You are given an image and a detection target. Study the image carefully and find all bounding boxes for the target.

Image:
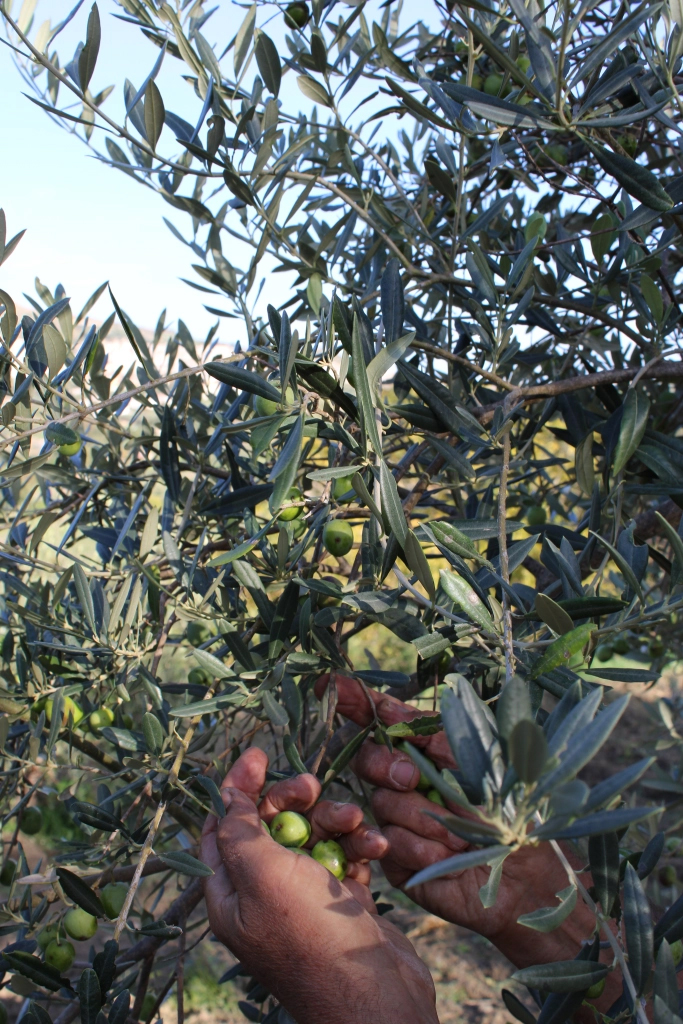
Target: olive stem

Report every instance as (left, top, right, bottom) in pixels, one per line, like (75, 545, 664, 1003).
(546, 834, 647, 1024)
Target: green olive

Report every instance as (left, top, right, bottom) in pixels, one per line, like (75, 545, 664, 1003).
(46, 696, 84, 728)
(99, 882, 128, 919)
(279, 487, 304, 521)
(585, 978, 605, 1000)
(63, 907, 98, 940)
(332, 475, 356, 503)
(649, 638, 665, 657)
(89, 707, 114, 732)
(284, 1, 309, 29)
(660, 865, 677, 886)
(0, 859, 17, 886)
(484, 73, 504, 95)
(37, 922, 60, 951)
(58, 439, 82, 457)
(122, 713, 134, 729)
(671, 939, 683, 966)
(186, 621, 211, 647)
(270, 811, 311, 848)
(20, 806, 42, 835)
(516, 55, 531, 73)
(526, 505, 546, 526)
(311, 840, 347, 880)
(323, 520, 354, 558)
(612, 637, 629, 655)
(427, 789, 445, 807)
(141, 993, 157, 1023)
(254, 387, 296, 417)
(595, 644, 613, 663)
(44, 939, 75, 972)
(188, 668, 211, 686)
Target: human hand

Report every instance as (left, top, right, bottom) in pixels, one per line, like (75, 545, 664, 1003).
(315, 675, 607, 979)
(200, 747, 439, 1024)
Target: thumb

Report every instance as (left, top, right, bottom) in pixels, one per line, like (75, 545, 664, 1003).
(215, 788, 273, 887)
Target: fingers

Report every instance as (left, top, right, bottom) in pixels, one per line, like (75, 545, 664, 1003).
(258, 773, 321, 822)
(338, 823, 390, 863)
(379, 824, 454, 889)
(308, 799, 364, 837)
(343, 876, 377, 911)
(315, 674, 422, 729)
(353, 742, 421, 792)
(371, 788, 470, 853)
(221, 747, 269, 805)
(215, 788, 277, 887)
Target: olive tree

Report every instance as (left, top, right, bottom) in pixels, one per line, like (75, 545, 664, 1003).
(0, 0, 683, 1020)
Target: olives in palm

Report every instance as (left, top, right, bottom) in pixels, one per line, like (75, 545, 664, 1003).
(311, 840, 347, 880)
(270, 811, 311, 848)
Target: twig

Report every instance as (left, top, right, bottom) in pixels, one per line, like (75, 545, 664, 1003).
(498, 427, 515, 681)
(311, 670, 338, 775)
(547, 836, 648, 1024)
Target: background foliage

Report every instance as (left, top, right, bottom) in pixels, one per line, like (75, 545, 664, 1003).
(1, 0, 683, 1020)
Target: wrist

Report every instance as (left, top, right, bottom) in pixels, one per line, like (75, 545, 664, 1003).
(492, 898, 598, 970)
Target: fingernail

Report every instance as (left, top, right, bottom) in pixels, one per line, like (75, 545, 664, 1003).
(389, 759, 419, 789)
(222, 790, 232, 808)
(332, 801, 347, 811)
(365, 828, 384, 842)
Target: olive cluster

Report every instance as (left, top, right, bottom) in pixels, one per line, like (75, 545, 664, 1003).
(268, 811, 347, 880)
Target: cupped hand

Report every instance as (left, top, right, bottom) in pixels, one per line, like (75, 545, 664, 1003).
(200, 747, 439, 1024)
(315, 675, 605, 976)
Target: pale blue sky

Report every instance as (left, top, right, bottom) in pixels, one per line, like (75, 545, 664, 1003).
(0, 0, 293, 337)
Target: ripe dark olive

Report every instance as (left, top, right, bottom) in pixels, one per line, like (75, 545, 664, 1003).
(63, 907, 98, 940)
(270, 811, 311, 848)
(45, 939, 75, 972)
(20, 806, 43, 835)
(323, 520, 353, 558)
(100, 881, 128, 919)
(285, 1, 309, 28)
(0, 859, 17, 886)
(311, 840, 347, 880)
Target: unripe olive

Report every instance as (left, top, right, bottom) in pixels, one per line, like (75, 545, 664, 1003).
(100, 882, 128, 919)
(63, 907, 98, 940)
(484, 73, 505, 96)
(649, 638, 665, 657)
(516, 55, 531, 73)
(188, 668, 210, 686)
(323, 520, 353, 558)
(270, 811, 311, 848)
(671, 939, 683, 966)
(20, 806, 43, 835)
(526, 505, 546, 526)
(46, 696, 84, 728)
(294, 847, 311, 856)
(585, 978, 605, 999)
(254, 387, 296, 418)
(0, 859, 17, 886)
(45, 939, 75, 972)
(37, 922, 60, 951)
(427, 789, 445, 807)
(525, 213, 547, 243)
(612, 637, 629, 655)
(59, 439, 82, 457)
(279, 487, 304, 521)
(332, 475, 356, 503)
(284, 1, 309, 29)
(122, 713, 134, 729)
(595, 644, 613, 663)
(186, 621, 211, 647)
(89, 707, 114, 732)
(660, 865, 678, 886)
(141, 992, 157, 1022)
(311, 840, 347, 880)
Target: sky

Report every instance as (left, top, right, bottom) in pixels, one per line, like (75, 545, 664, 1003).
(0, 0, 298, 339)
